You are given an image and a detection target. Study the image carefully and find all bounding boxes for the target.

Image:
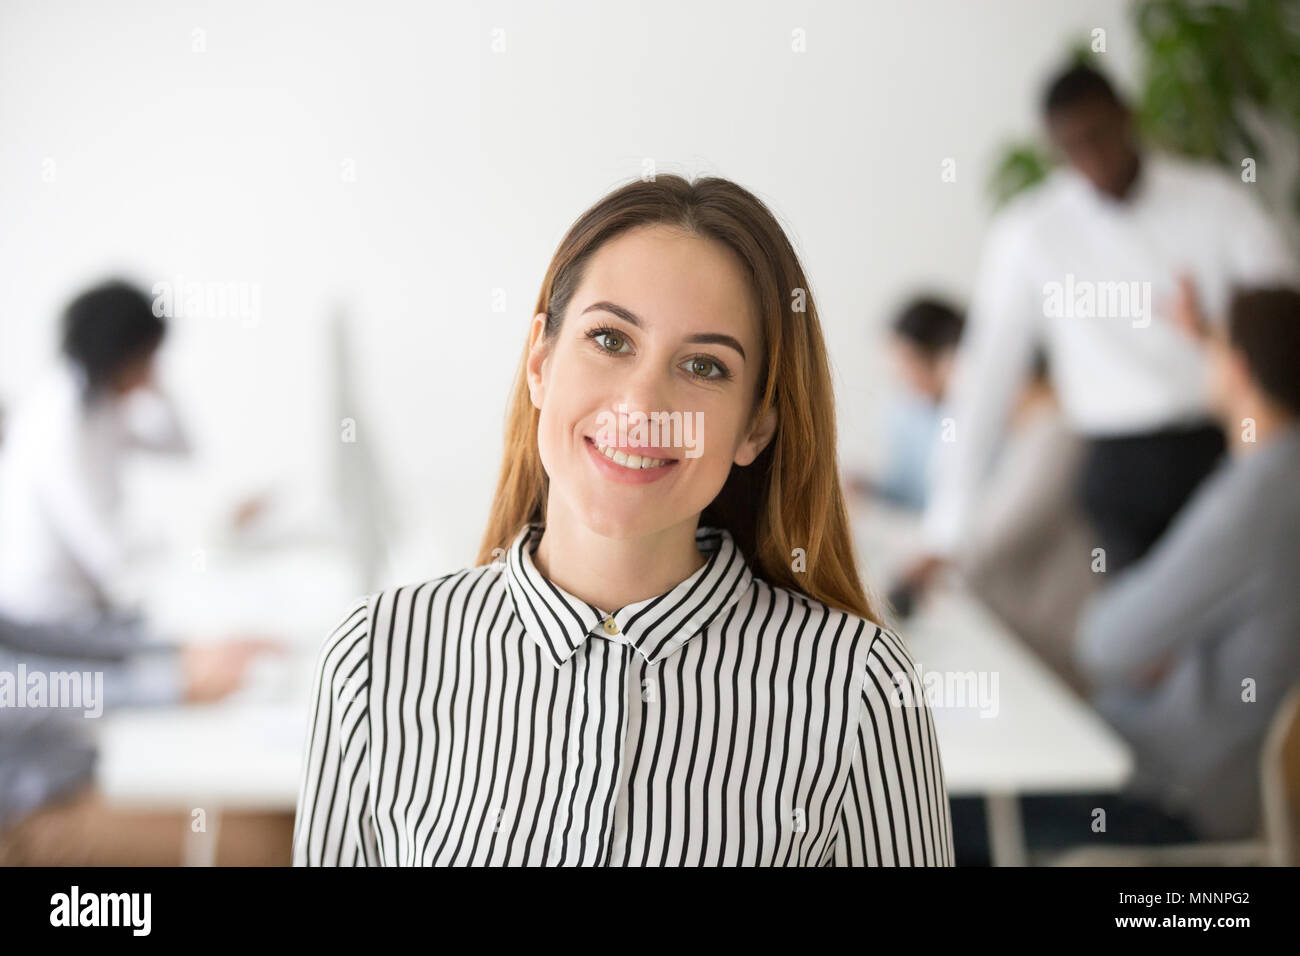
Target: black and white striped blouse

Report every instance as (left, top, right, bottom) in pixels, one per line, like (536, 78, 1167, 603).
(293, 523, 953, 866)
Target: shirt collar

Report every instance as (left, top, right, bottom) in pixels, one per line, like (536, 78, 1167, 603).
(502, 522, 755, 669)
(1064, 152, 1158, 213)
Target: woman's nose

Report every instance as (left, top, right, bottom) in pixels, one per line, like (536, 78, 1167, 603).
(613, 362, 676, 420)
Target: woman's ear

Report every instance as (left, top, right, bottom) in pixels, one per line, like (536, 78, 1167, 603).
(734, 404, 777, 467)
(525, 312, 550, 410)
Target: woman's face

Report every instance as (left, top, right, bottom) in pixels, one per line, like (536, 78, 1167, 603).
(526, 223, 777, 540)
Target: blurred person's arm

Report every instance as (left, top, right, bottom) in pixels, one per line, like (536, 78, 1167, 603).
(1, 612, 278, 705)
(0, 608, 170, 661)
(921, 214, 1042, 560)
(0, 615, 180, 710)
(1, 645, 184, 709)
(1, 644, 262, 709)
(1073, 468, 1244, 690)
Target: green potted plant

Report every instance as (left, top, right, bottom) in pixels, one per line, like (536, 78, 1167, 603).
(989, 0, 1300, 217)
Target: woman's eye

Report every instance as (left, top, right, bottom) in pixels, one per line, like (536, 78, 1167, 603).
(588, 328, 630, 353)
(684, 356, 729, 380)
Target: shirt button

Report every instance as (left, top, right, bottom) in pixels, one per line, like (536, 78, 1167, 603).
(602, 617, 619, 635)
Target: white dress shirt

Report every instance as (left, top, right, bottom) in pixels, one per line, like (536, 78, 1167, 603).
(294, 523, 953, 866)
(0, 362, 191, 625)
(924, 153, 1296, 554)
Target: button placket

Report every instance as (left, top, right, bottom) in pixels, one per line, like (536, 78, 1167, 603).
(601, 644, 640, 866)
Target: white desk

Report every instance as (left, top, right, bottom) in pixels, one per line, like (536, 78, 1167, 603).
(97, 692, 311, 809)
(904, 584, 1132, 865)
(96, 695, 309, 865)
(95, 543, 358, 864)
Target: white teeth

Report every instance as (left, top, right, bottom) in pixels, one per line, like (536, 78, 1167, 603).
(594, 441, 668, 469)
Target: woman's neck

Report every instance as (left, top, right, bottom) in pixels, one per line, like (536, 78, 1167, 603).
(532, 498, 707, 613)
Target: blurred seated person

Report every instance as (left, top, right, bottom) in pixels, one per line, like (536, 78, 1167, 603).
(847, 297, 964, 510)
(0, 280, 191, 627)
(0, 609, 285, 865)
(953, 350, 1096, 696)
(1072, 285, 1300, 845)
(954, 286, 1300, 864)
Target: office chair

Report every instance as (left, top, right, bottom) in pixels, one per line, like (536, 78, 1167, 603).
(1048, 681, 1300, 866)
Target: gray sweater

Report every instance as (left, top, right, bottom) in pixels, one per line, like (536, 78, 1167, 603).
(0, 611, 183, 830)
(1075, 423, 1300, 840)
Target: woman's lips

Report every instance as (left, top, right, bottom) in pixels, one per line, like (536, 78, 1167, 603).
(584, 436, 681, 485)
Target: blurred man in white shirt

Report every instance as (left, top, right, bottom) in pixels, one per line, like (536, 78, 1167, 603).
(908, 62, 1296, 594)
(0, 280, 191, 626)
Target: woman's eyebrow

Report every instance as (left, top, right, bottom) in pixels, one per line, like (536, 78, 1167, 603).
(581, 300, 747, 361)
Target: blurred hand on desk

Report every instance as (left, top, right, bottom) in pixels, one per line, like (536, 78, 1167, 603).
(228, 493, 273, 533)
(889, 553, 948, 619)
(180, 637, 284, 703)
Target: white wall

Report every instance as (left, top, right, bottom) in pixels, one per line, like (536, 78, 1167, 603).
(0, 0, 1139, 585)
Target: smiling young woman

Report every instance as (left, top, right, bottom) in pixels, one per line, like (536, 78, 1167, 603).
(293, 175, 954, 867)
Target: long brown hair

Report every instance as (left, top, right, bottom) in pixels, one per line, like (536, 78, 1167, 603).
(476, 174, 879, 623)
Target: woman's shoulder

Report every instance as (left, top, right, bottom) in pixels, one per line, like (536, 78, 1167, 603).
(322, 561, 508, 649)
(745, 578, 927, 723)
(743, 576, 901, 672)
(746, 574, 882, 634)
